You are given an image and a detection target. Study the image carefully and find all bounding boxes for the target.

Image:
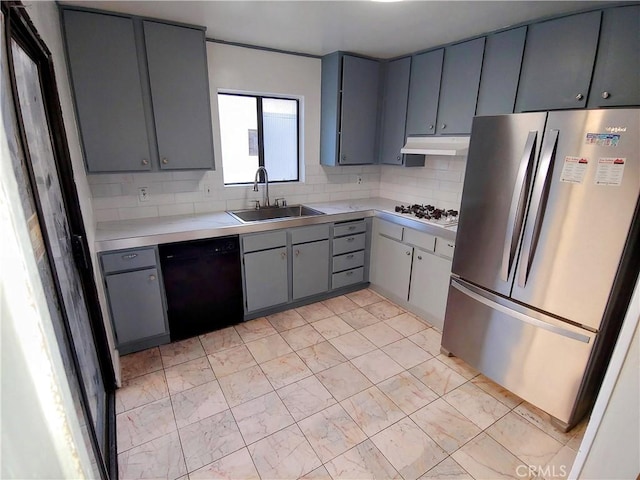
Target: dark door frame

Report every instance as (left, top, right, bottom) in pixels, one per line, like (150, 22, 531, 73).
(3, 2, 116, 478)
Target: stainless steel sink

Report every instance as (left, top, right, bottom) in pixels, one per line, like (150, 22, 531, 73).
(227, 205, 325, 223)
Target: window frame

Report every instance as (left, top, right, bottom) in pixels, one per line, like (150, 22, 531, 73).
(218, 91, 301, 186)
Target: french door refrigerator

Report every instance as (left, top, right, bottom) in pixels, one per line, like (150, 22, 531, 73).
(441, 109, 640, 430)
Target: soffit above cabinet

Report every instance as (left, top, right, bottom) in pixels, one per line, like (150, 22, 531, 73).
(60, 0, 611, 58)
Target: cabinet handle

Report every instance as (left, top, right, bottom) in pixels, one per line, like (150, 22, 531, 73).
(295, 249, 300, 257)
(348, 226, 356, 230)
(148, 274, 156, 281)
(397, 155, 401, 161)
(346, 271, 354, 276)
(122, 253, 138, 260)
(281, 252, 286, 259)
(428, 124, 434, 130)
(346, 254, 354, 259)
(601, 91, 610, 99)
(417, 255, 422, 260)
(141, 159, 149, 166)
(575, 93, 584, 101)
(162, 158, 169, 165)
(447, 243, 454, 248)
(347, 237, 355, 242)
(441, 124, 447, 129)
(405, 251, 411, 256)
(340, 154, 347, 162)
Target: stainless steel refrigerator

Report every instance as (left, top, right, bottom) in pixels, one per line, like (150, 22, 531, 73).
(441, 109, 640, 430)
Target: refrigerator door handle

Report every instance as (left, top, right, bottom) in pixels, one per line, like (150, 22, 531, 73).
(501, 131, 538, 282)
(451, 279, 591, 343)
(517, 129, 559, 288)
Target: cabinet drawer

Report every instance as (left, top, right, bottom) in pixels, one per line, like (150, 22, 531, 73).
(242, 230, 287, 253)
(435, 238, 456, 259)
(403, 228, 436, 252)
(291, 224, 330, 245)
(377, 219, 403, 241)
(332, 267, 365, 289)
(102, 248, 157, 274)
(333, 233, 366, 255)
(333, 220, 366, 238)
(333, 250, 365, 273)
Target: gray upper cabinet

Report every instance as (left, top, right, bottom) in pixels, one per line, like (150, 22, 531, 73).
(320, 53, 380, 165)
(143, 21, 215, 170)
(516, 11, 601, 112)
(379, 57, 411, 165)
(63, 8, 214, 173)
(476, 27, 527, 116)
(588, 6, 640, 108)
(63, 10, 152, 172)
(406, 49, 443, 136)
(436, 37, 485, 134)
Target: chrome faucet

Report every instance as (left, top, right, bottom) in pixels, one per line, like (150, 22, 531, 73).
(253, 166, 270, 208)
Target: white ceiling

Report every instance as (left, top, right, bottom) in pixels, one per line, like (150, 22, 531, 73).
(61, 1, 612, 59)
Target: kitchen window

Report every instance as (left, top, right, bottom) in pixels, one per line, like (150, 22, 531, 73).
(218, 93, 300, 185)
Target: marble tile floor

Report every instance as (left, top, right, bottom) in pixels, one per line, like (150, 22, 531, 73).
(116, 288, 588, 480)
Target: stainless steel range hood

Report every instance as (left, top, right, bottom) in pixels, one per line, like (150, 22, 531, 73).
(401, 136, 470, 156)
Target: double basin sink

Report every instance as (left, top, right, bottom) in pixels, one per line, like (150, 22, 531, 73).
(227, 204, 325, 223)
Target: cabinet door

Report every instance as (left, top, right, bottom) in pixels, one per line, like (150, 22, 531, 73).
(244, 247, 288, 312)
(143, 21, 215, 170)
(339, 55, 380, 165)
(437, 37, 485, 135)
(409, 250, 452, 331)
(588, 6, 640, 108)
(371, 235, 412, 301)
(292, 240, 330, 300)
(406, 49, 443, 136)
(105, 268, 166, 346)
(516, 11, 601, 112)
(63, 10, 151, 172)
(380, 57, 411, 165)
(476, 27, 527, 116)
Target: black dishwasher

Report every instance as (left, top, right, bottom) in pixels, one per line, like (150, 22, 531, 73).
(159, 236, 243, 341)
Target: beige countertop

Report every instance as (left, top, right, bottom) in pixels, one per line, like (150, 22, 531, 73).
(95, 197, 457, 252)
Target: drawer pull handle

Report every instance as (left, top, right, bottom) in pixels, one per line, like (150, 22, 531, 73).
(348, 226, 356, 230)
(447, 243, 454, 248)
(122, 254, 138, 260)
(148, 274, 156, 281)
(347, 237, 355, 242)
(346, 271, 354, 276)
(346, 254, 354, 259)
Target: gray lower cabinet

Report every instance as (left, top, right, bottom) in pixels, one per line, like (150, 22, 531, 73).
(62, 8, 214, 172)
(101, 247, 169, 354)
(379, 57, 412, 165)
(331, 220, 369, 289)
(292, 240, 330, 300)
(516, 11, 601, 112)
(406, 49, 444, 136)
(476, 27, 527, 116)
(244, 247, 289, 312)
(321, 52, 381, 165)
(588, 6, 640, 108)
(408, 247, 452, 330)
(371, 234, 412, 300)
(436, 37, 485, 135)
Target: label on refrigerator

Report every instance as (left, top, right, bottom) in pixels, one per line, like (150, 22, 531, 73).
(585, 133, 620, 147)
(560, 156, 589, 184)
(594, 158, 626, 186)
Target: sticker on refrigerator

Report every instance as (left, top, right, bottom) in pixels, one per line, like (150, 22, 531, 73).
(585, 133, 620, 147)
(594, 158, 626, 186)
(560, 156, 589, 184)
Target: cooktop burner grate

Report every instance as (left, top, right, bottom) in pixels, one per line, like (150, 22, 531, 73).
(394, 204, 459, 225)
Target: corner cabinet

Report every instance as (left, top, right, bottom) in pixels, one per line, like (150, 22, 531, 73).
(320, 52, 381, 165)
(62, 8, 214, 173)
(588, 5, 640, 108)
(101, 247, 169, 354)
(516, 11, 601, 112)
(379, 57, 412, 165)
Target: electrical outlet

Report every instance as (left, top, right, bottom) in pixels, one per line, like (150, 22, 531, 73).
(357, 176, 363, 184)
(138, 187, 149, 202)
(204, 184, 212, 197)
